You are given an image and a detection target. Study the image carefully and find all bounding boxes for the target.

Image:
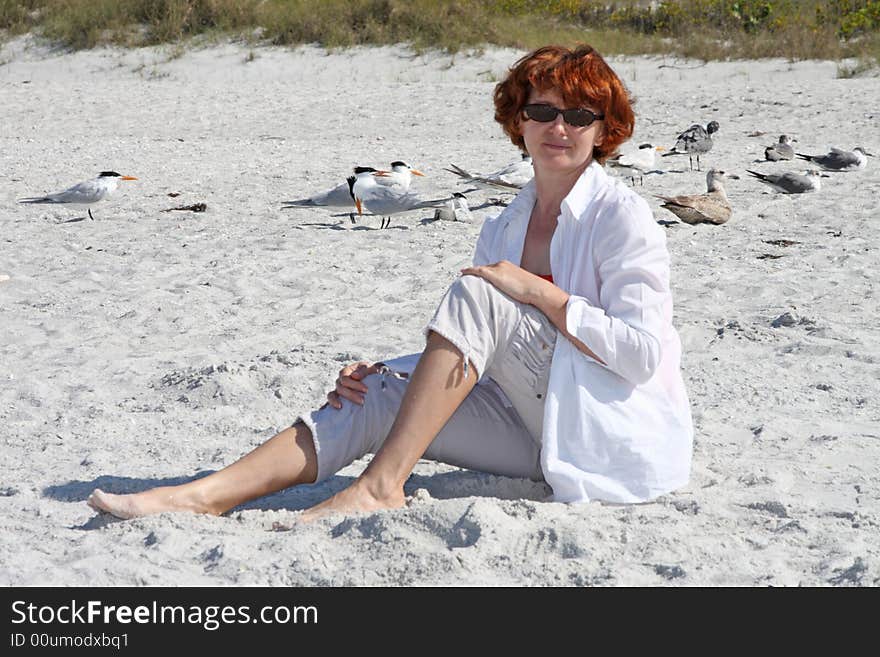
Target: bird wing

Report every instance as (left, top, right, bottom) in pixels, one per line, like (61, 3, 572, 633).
(446, 162, 526, 190)
(282, 180, 353, 207)
(675, 124, 706, 144)
(821, 150, 857, 168)
(46, 179, 104, 204)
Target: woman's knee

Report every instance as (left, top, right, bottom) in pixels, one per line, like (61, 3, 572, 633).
(449, 273, 495, 301)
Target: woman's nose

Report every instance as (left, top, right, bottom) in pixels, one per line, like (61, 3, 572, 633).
(549, 113, 567, 132)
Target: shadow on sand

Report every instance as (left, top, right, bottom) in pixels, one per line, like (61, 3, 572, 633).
(45, 467, 548, 529)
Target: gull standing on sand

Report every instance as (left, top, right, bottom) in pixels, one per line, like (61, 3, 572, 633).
(746, 169, 825, 194)
(795, 146, 873, 172)
(444, 152, 533, 191)
(606, 143, 663, 185)
(764, 135, 796, 161)
(663, 121, 719, 171)
(655, 168, 738, 225)
(19, 171, 138, 220)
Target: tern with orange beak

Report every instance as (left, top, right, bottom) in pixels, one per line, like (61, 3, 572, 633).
(351, 168, 449, 229)
(19, 171, 138, 220)
(377, 161, 425, 190)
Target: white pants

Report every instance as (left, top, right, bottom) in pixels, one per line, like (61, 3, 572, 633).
(298, 275, 557, 482)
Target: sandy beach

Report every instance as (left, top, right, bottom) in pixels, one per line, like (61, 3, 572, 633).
(1, 38, 878, 586)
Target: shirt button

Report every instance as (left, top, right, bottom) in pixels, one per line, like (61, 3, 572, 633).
(536, 393, 543, 399)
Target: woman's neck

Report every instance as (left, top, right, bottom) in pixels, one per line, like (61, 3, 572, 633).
(531, 159, 592, 225)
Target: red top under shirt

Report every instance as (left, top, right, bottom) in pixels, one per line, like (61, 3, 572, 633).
(538, 273, 554, 283)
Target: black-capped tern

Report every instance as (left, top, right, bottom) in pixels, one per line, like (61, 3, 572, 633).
(433, 192, 473, 222)
(19, 171, 138, 220)
(444, 153, 533, 192)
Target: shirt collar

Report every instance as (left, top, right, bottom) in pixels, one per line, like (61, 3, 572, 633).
(499, 159, 608, 232)
(560, 160, 608, 220)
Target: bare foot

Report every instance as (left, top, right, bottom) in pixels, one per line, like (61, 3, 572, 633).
(87, 487, 215, 520)
(298, 481, 405, 523)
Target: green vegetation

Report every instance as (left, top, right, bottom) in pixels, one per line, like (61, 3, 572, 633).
(0, 0, 878, 65)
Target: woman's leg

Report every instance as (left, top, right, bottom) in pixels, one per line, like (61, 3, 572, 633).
(88, 422, 318, 519)
(300, 274, 553, 521)
(300, 330, 476, 520)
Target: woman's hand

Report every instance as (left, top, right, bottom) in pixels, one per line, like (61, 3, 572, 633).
(327, 361, 381, 409)
(460, 260, 543, 305)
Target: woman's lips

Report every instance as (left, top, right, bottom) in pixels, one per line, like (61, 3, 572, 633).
(543, 142, 569, 150)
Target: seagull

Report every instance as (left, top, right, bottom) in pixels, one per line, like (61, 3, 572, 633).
(746, 169, 826, 194)
(663, 121, 719, 170)
(444, 152, 533, 192)
(19, 171, 138, 220)
(352, 171, 450, 229)
(764, 135, 796, 161)
(606, 143, 664, 185)
(655, 168, 738, 225)
(795, 146, 873, 172)
(433, 192, 473, 222)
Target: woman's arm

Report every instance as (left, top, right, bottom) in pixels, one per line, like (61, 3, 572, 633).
(563, 198, 669, 384)
(462, 197, 670, 385)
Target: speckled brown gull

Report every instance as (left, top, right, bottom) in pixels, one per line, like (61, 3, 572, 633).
(655, 168, 737, 225)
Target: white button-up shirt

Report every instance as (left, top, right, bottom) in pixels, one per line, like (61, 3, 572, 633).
(473, 161, 693, 503)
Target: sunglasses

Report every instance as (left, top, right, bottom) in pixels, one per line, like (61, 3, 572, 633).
(522, 103, 604, 127)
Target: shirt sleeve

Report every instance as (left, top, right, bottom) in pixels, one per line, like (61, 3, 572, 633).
(564, 196, 669, 385)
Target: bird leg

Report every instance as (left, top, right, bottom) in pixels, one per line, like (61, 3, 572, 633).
(88, 208, 94, 220)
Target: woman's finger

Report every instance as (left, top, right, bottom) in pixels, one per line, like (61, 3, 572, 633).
(339, 374, 369, 394)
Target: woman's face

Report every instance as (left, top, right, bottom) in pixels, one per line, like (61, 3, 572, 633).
(519, 87, 605, 177)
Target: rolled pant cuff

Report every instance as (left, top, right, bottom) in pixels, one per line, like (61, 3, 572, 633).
(425, 319, 485, 380)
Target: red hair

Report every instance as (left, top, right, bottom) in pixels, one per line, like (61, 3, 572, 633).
(493, 45, 635, 165)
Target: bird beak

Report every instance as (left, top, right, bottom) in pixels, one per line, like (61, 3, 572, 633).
(728, 174, 740, 179)
(121, 176, 138, 181)
(410, 169, 426, 176)
(355, 198, 363, 215)
(655, 146, 665, 151)
(820, 173, 831, 178)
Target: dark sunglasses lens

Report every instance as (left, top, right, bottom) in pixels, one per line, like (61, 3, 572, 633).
(564, 109, 595, 127)
(524, 105, 558, 122)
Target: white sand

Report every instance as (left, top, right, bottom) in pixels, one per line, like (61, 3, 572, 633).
(1, 38, 878, 586)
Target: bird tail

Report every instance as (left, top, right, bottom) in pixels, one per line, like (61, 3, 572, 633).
(412, 196, 456, 209)
(661, 150, 681, 158)
(745, 170, 765, 180)
(794, 153, 812, 162)
(443, 164, 474, 179)
(18, 197, 56, 204)
(280, 199, 315, 209)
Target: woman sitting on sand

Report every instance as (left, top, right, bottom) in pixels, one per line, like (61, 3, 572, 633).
(89, 44, 693, 522)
